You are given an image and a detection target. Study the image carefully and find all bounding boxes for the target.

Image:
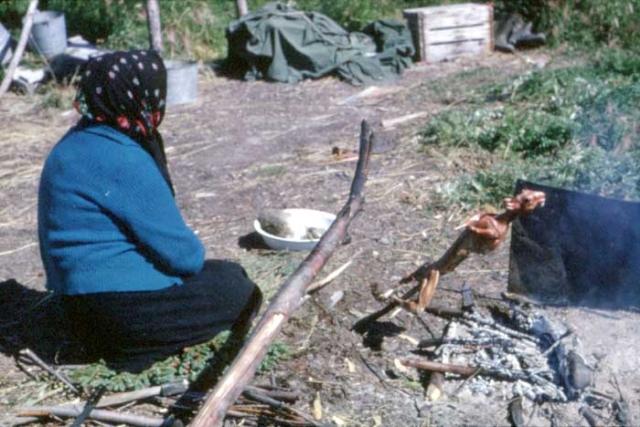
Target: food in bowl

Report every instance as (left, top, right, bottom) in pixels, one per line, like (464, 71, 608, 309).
(254, 208, 336, 251)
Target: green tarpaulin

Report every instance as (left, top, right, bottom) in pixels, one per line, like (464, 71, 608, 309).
(225, 3, 414, 85)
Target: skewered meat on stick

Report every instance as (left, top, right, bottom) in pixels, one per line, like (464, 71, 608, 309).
(354, 189, 545, 330)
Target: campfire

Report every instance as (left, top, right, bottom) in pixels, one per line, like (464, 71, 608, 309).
(353, 186, 631, 426)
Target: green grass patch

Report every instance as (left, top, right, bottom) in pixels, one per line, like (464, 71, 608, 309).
(423, 49, 640, 208)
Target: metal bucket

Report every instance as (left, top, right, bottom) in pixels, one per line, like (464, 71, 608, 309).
(0, 22, 12, 66)
(29, 11, 67, 58)
(165, 60, 198, 106)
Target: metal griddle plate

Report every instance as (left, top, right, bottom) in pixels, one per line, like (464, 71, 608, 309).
(508, 180, 640, 309)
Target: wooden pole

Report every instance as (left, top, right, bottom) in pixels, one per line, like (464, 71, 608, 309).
(145, 0, 163, 53)
(0, 0, 38, 98)
(189, 121, 374, 427)
(235, 0, 249, 17)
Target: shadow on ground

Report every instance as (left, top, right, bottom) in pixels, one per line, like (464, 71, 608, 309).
(0, 279, 82, 364)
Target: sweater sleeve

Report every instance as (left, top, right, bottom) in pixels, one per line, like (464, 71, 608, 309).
(99, 148, 205, 277)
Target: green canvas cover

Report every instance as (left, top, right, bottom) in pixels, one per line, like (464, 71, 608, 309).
(225, 2, 414, 85)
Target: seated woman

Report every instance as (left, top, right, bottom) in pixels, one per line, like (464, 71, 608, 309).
(38, 50, 261, 372)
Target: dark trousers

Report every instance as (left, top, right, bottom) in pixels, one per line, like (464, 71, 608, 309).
(63, 260, 262, 372)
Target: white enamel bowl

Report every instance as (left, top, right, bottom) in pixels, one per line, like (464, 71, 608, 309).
(254, 208, 336, 251)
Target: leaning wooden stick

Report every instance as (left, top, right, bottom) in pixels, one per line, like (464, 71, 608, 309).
(189, 121, 374, 426)
(0, 0, 39, 98)
(353, 189, 545, 332)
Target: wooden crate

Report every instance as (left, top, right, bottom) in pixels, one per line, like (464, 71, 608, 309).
(404, 3, 493, 63)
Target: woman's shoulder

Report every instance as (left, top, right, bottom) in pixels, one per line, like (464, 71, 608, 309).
(50, 124, 145, 163)
(44, 124, 156, 186)
(64, 123, 140, 148)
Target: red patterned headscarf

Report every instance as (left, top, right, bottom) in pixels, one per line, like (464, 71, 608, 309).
(74, 49, 174, 194)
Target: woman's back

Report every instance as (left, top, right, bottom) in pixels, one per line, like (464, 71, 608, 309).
(38, 124, 204, 295)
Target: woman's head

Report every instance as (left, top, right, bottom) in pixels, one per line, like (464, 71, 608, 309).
(74, 49, 174, 193)
(75, 49, 167, 137)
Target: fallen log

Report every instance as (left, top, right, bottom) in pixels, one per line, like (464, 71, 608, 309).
(353, 189, 545, 332)
(189, 121, 374, 426)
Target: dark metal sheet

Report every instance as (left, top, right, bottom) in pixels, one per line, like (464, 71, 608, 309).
(508, 180, 640, 308)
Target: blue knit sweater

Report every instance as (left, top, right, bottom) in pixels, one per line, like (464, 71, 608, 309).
(38, 124, 205, 295)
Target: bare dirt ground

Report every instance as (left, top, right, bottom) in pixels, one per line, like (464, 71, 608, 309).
(1, 50, 639, 426)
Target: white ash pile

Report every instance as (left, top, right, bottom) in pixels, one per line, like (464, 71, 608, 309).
(415, 305, 593, 403)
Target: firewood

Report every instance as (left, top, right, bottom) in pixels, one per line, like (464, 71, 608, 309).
(189, 121, 373, 426)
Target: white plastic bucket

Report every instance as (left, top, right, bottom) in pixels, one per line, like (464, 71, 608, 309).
(165, 59, 198, 106)
(29, 11, 67, 58)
